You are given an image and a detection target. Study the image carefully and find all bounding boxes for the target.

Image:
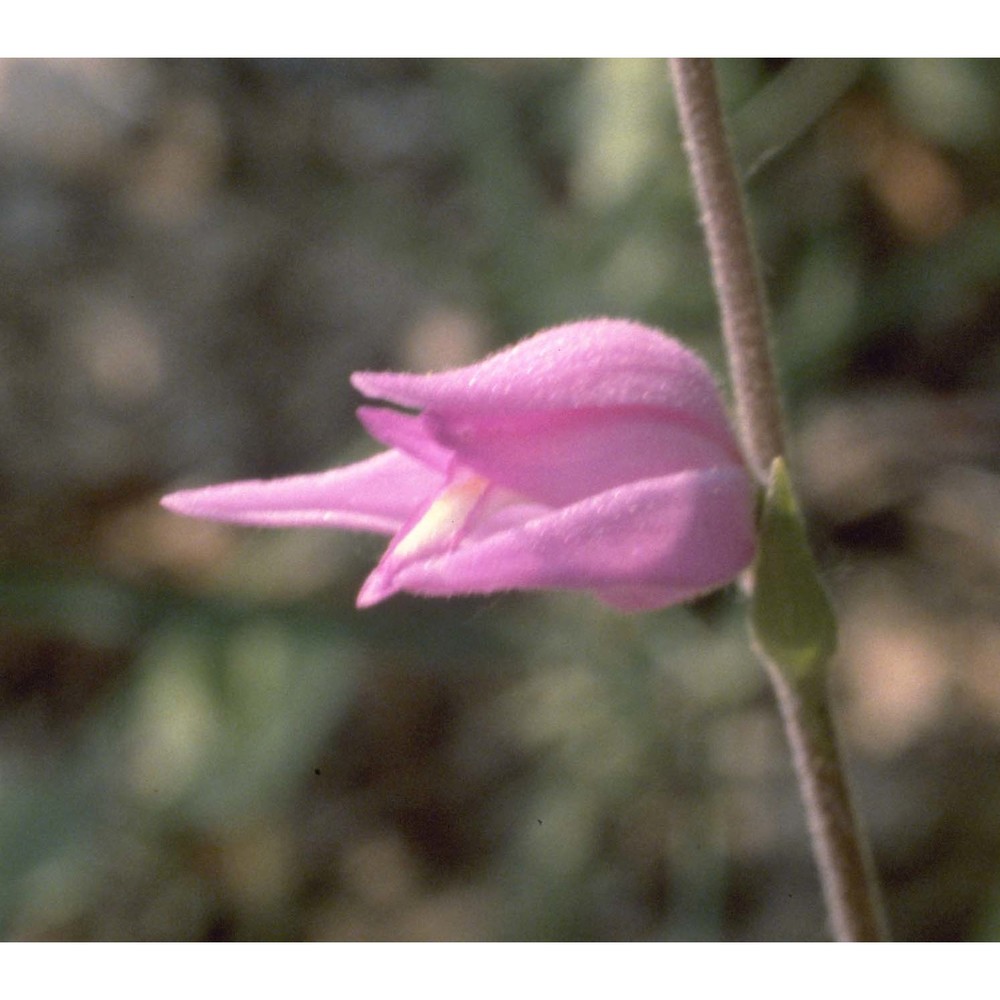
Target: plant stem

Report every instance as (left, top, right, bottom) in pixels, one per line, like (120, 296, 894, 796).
(669, 58, 887, 941)
(669, 58, 784, 484)
(764, 660, 888, 940)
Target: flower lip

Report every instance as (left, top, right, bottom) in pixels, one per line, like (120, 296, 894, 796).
(365, 464, 755, 610)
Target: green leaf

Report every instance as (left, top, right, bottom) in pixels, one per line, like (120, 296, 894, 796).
(750, 457, 838, 680)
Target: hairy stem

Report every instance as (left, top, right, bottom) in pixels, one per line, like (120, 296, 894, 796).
(670, 58, 887, 941)
(765, 661, 888, 940)
(669, 58, 785, 483)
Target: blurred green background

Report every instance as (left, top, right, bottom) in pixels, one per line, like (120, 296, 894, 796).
(4, 58, 1000, 941)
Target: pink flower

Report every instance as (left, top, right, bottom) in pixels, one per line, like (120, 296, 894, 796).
(161, 319, 755, 611)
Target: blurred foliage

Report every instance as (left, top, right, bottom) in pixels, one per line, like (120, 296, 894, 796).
(4, 58, 1000, 940)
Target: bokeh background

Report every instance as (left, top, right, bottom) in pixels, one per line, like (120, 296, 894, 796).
(3, 58, 1000, 941)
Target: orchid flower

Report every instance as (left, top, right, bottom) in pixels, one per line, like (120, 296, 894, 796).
(162, 319, 756, 611)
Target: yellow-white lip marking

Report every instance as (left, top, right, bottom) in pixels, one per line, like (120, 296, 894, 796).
(391, 474, 492, 561)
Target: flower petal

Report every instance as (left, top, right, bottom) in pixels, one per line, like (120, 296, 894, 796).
(352, 319, 734, 440)
(355, 406, 453, 472)
(359, 465, 755, 608)
(161, 449, 444, 534)
(426, 405, 742, 506)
